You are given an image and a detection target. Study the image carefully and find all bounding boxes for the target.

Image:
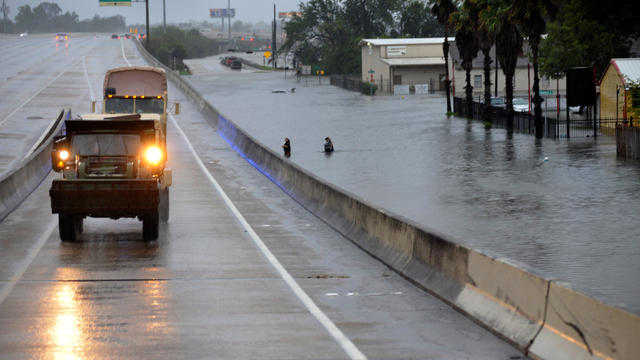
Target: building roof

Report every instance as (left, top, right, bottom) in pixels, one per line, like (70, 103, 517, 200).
(380, 57, 445, 66)
(611, 58, 640, 85)
(361, 38, 446, 46)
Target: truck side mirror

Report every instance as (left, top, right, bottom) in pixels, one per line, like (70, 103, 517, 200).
(91, 101, 96, 113)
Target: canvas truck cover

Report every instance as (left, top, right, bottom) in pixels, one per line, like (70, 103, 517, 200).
(103, 66, 167, 97)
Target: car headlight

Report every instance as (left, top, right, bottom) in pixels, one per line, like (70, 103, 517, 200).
(144, 146, 163, 165)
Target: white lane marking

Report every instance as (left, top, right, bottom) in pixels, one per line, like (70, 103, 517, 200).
(121, 39, 132, 66)
(0, 219, 56, 306)
(0, 68, 69, 128)
(82, 55, 96, 102)
(169, 115, 367, 360)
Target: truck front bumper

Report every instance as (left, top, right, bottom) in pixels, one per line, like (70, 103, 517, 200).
(50, 179, 159, 218)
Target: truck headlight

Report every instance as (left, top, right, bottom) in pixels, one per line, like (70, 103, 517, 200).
(144, 146, 163, 165)
(59, 150, 69, 160)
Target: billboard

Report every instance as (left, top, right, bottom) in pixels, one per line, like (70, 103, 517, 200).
(210, 8, 235, 18)
(99, 0, 131, 6)
(278, 11, 302, 19)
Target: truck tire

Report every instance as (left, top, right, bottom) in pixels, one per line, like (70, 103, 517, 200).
(59, 214, 77, 242)
(142, 211, 159, 241)
(159, 188, 169, 222)
(74, 217, 84, 234)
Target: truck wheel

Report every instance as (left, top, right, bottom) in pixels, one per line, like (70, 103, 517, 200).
(74, 217, 84, 234)
(159, 188, 169, 223)
(142, 212, 159, 241)
(59, 214, 77, 242)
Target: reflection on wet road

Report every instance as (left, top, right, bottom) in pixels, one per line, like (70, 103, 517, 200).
(185, 58, 640, 314)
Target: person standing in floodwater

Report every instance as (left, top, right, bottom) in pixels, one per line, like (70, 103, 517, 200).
(324, 137, 334, 153)
(282, 137, 291, 157)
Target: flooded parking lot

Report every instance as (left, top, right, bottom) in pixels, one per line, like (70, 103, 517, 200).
(185, 58, 640, 314)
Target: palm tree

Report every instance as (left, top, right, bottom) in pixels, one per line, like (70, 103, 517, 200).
(452, 10, 480, 118)
(430, 0, 457, 114)
(473, 0, 497, 124)
(510, 0, 559, 138)
(495, 21, 523, 131)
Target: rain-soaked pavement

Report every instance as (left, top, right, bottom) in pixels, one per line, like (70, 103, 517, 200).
(185, 55, 640, 315)
(0, 36, 524, 358)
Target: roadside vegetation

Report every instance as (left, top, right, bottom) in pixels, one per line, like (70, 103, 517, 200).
(2, 2, 126, 33)
(146, 26, 220, 73)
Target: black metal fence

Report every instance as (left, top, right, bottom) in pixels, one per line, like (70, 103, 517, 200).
(330, 75, 363, 93)
(453, 97, 622, 139)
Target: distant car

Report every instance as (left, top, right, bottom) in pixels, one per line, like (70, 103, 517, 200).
(111, 34, 120, 39)
(246, 50, 254, 54)
(489, 97, 506, 109)
(138, 33, 146, 39)
(569, 105, 586, 114)
(55, 33, 69, 41)
(125, 33, 131, 39)
(225, 56, 237, 66)
(230, 60, 242, 70)
(512, 98, 529, 112)
(19, 32, 28, 37)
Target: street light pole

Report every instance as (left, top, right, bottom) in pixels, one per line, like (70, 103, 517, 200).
(228, 0, 231, 45)
(163, 0, 166, 34)
(146, 0, 150, 48)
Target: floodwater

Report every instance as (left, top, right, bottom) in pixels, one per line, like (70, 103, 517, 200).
(184, 60, 640, 314)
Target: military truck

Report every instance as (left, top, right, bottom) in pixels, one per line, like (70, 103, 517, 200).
(50, 66, 175, 241)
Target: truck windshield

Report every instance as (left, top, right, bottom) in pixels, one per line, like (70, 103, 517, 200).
(135, 98, 164, 114)
(105, 98, 134, 113)
(72, 134, 141, 156)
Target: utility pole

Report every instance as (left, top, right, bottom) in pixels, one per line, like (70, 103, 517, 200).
(163, 0, 166, 34)
(1, 0, 9, 34)
(272, 4, 277, 69)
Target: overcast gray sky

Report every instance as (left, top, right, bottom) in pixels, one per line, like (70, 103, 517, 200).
(8, 0, 305, 24)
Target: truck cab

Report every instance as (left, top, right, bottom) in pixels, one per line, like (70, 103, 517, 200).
(50, 66, 175, 241)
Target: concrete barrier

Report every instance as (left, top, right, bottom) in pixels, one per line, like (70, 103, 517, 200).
(0, 110, 64, 222)
(529, 282, 640, 359)
(132, 39, 640, 359)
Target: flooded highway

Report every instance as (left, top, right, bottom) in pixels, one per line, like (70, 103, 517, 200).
(185, 56, 640, 315)
(0, 36, 523, 358)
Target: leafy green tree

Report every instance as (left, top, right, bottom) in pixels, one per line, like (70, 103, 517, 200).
(399, 1, 443, 37)
(14, 5, 34, 32)
(430, 0, 458, 113)
(343, 0, 401, 37)
(540, 0, 635, 80)
(510, 0, 558, 138)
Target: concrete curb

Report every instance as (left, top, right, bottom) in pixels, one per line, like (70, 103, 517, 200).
(0, 110, 64, 223)
(133, 39, 640, 360)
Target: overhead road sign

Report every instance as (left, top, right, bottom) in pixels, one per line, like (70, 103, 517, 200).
(100, 0, 132, 6)
(210, 8, 235, 18)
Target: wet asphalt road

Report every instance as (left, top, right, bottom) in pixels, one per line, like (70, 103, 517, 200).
(0, 35, 523, 358)
(0, 33, 128, 178)
(185, 54, 640, 315)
